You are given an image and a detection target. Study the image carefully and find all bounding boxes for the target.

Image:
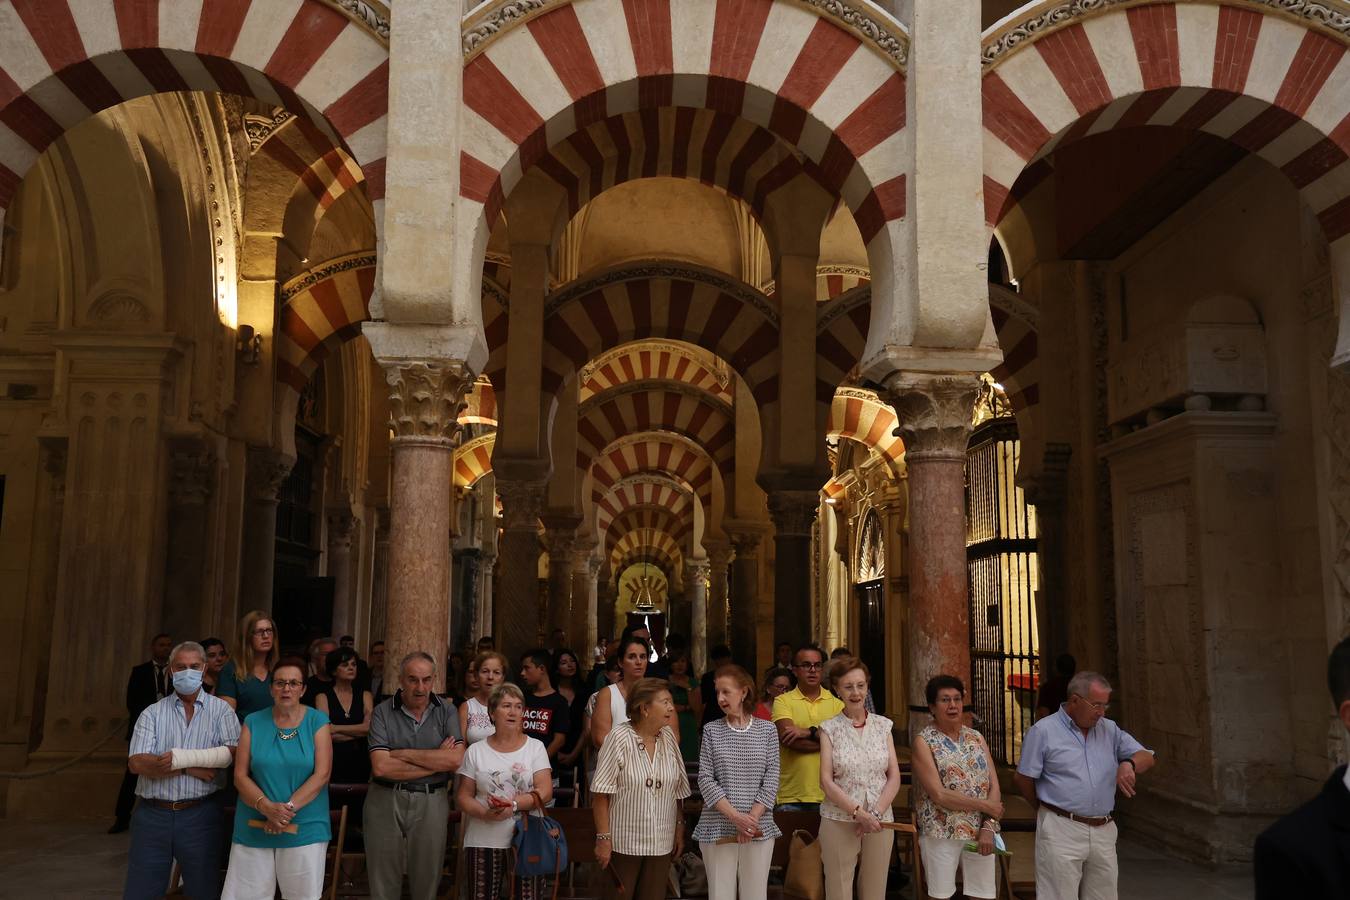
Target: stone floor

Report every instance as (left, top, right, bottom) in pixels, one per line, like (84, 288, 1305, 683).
(0, 819, 1254, 899)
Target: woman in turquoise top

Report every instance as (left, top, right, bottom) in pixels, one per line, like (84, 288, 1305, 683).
(218, 610, 280, 721)
(222, 661, 333, 900)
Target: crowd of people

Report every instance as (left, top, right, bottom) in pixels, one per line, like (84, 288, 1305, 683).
(148, 609, 1350, 899)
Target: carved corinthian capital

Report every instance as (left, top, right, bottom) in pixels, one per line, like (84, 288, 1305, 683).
(382, 361, 475, 448)
(497, 479, 545, 533)
(884, 374, 983, 461)
(767, 490, 820, 538)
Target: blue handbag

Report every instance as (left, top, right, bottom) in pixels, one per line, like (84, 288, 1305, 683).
(512, 790, 568, 884)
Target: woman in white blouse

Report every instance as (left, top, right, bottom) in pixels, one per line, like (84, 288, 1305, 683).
(459, 650, 507, 745)
(456, 683, 554, 898)
(590, 636, 649, 749)
(818, 656, 901, 900)
(591, 677, 691, 900)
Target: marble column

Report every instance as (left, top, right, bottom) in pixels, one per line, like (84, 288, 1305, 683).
(704, 540, 733, 650)
(162, 441, 217, 642)
(378, 361, 474, 693)
(886, 375, 981, 737)
(327, 507, 357, 637)
(451, 548, 480, 656)
(475, 551, 495, 646)
(727, 532, 762, 670)
(686, 559, 711, 675)
(767, 491, 819, 649)
(496, 478, 545, 663)
(369, 508, 390, 642)
(570, 542, 598, 654)
(241, 446, 292, 613)
(597, 576, 617, 646)
(542, 517, 581, 641)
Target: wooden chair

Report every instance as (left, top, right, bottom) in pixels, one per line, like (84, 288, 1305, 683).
(998, 828, 1037, 899)
(326, 783, 369, 899)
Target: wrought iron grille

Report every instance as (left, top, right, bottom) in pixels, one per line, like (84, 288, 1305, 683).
(966, 419, 1039, 765)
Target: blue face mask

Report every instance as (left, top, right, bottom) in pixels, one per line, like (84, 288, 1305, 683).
(172, 667, 204, 695)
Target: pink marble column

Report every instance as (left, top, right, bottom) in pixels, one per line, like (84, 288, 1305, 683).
(495, 475, 545, 663)
(886, 375, 981, 736)
(380, 361, 474, 693)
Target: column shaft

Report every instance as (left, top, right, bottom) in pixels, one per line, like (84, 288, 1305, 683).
(496, 479, 545, 662)
(241, 448, 292, 612)
(705, 541, 733, 651)
(686, 561, 711, 674)
(727, 535, 760, 669)
(327, 508, 357, 637)
(767, 491, 819, 650)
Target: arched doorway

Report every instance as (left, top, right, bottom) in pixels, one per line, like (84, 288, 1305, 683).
(854, 508, 887, 713)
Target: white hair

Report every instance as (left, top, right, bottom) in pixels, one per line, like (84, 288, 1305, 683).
(1067, 671, 1111, 698)
(170, 641, 205, 666)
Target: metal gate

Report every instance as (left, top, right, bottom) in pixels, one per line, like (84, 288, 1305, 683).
(966, 420, 1039, 765)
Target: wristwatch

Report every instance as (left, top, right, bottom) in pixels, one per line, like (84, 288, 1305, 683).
(511, 798, 519, 813)
(1121, 758, 1136, 771)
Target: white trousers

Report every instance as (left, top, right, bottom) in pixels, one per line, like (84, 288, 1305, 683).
(1034, 806, 1119, 900)
(222, 841, 328, 900)
(699, 838, 774, 900)
(817, 817, 894, 900)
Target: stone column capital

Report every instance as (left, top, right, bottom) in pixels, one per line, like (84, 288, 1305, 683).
(541, 515, 582, 559)
(327, 508, 357, 549)
(380, 359, 476, 448)
(881, 373, 983, 461)
(246, 446, 294, 502)
(169, 442, 216, 507)
(497, 479, 546, 533)
(727, 530, 765, 556)
(767, 489, 820, 538)
(685, 558, 711, 584)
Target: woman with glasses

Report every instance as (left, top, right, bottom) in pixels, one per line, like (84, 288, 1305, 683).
(223, 661, 333, 900)
(754, 667, 793, 721)
(911, 674, 1003, 900)
(219, 611, 280, 720)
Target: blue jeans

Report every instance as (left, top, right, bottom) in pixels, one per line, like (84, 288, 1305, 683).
(123, 795, 226, 900)
(775, 803, 821, 813)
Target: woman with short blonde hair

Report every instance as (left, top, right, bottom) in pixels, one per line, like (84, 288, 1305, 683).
(592, 677, 690, 899)
(460, 651, 510, 745)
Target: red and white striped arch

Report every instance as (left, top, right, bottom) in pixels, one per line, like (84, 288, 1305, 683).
(255, 115, 366, 236)
(580, 344, 734, 405)
(576, 387, 735, 480)
(989, 285, 1040, 413)
(982, 2, 1350, 247)
(454, 432, 496, 489)
(460, 378, 498, 427)
(541, 264, 780, 405)
(613, 545, 681, 581)
(535, 107, 810, 220)
(0, 0, 389, 244)
(611, 528, 684, 579)
(827, 388, 904, 476)
(595, 476, 695, 544)
(815, 284, 872, 405)
(588, 432, 718, 515)
(604, 507, 691, 555)
(460, 0, 909, 249)
(276, 252, 375, 392)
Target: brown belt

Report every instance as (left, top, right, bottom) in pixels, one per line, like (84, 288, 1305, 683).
(1041, 802, 1112, 827)
(144, 797, 213, 811)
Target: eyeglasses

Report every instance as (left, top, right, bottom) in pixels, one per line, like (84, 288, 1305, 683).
(252, 627, 275, 636)
(795, 662, 823, 670)
(272, 680, 304, 690)
(1072, 695, 1109, 712)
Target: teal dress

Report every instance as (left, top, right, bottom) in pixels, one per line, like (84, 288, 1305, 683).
(217, 661, 274, 721)
(233, 707, 332, 849)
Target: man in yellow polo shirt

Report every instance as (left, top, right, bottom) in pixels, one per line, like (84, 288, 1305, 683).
(772, 645, 844, 810)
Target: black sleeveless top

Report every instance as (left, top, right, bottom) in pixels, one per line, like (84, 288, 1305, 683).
(322, 685, 371, 785)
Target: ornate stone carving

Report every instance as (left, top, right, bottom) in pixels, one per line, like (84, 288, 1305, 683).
(726, 532, 759, 558)
(685, 559, 711, 588)
(383, 361, 475, 447)
(885, 375, 983, 460)
(497, 479, 546, 532)
(327, 509, 357, 549)
(321, 0, 390, 40)
(482, 273, 510, 310)
(243, 109, 294, 153)
(246, 447, 293, 502)
(768, 490, 820, 538)
(815, 285, 871, 331)
(88, 291, 151, 325)
(169, 445, 216, 507)
(463, 0, 907, 68)
(545, 262, 779, 325)
(983, 0, 1350, 68)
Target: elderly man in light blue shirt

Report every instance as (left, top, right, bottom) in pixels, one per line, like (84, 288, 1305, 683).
(1014, 671, 1155, 900)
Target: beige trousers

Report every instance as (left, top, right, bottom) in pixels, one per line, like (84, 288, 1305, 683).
(1034, 806, 1119, 900)
(817, 817, 894, 900)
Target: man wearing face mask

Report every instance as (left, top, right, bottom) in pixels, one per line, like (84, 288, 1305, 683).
(123, 640, 241, 900)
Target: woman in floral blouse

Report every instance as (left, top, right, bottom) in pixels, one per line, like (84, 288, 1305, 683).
(911, 674, 1003, 900)
(456, 683, 554, 899)
(818, 657, 901, 900)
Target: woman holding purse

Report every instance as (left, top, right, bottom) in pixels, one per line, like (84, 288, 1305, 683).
(223, 661, 333, 900)
(456, 683, 554, 899)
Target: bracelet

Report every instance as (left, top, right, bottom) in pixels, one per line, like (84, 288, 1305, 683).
(253, 795, 267, 810)
(596, 833, 612, 842)
(851, 804, 862, 819)
(981, 820, 1001, 833)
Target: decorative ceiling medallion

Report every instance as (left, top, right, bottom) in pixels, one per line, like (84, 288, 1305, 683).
(983, 0, 1350, 69)
(462, 0, 907, 69)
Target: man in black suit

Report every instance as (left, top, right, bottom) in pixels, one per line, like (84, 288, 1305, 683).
(109, 632, 173, 834)
(1254, 634, 1350, 897)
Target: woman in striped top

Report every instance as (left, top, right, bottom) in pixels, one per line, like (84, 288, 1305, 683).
(591, 677, 691, 900)
(693, 665, 781, 900)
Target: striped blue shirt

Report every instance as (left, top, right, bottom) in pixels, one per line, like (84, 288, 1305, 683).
(129, 691, 241, 801)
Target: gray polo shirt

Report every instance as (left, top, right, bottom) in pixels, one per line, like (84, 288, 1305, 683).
(368, 690, 463, 787)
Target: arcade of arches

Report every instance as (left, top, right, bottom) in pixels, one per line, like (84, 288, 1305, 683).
(0, 0, 1348, 867)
